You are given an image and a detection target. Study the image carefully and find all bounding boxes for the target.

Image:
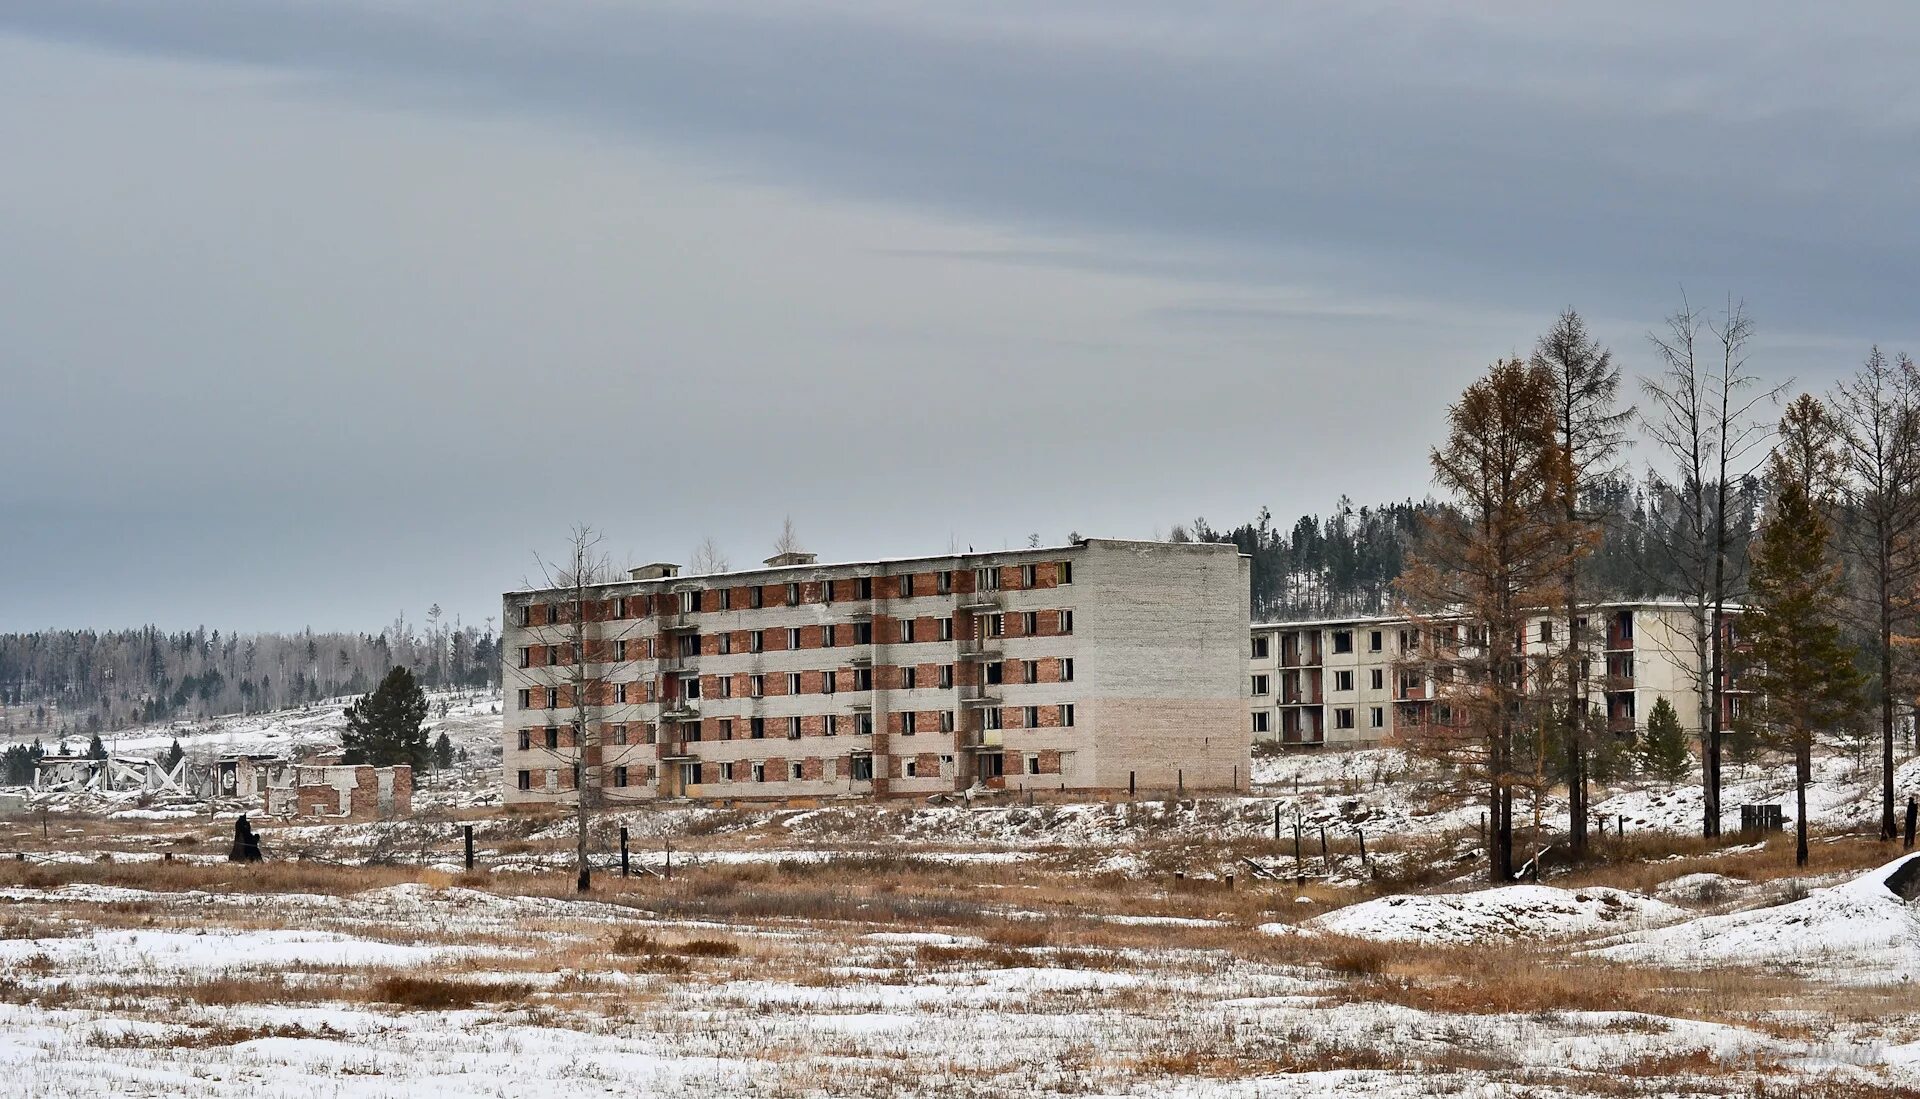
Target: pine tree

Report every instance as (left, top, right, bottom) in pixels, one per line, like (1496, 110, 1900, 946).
(341, 666, 430, 769)
(1638, 697, 1691, 783)
(162, 738, 185, 772)
(1744, 396, 1867, 866)
(433, 732, 454, 771)
(87, 733, 107, 760)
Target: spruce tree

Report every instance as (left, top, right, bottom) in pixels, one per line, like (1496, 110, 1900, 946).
(162, 739, 185, 772)
(1744, 396, 1867, 866)
(433, 732, 454, 771)
(87, 733, 107, 760)
(1638, 697, 1691, 783)
(341, 666, 430, 769)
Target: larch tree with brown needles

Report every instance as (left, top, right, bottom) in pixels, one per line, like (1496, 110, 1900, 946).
(1398, 358, 1587, 882)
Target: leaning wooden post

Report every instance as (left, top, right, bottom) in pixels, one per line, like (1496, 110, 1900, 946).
(1319, 826, 1329, 875)
(1292, 814, 1303, 883)
(1356, 827, 1366, 864)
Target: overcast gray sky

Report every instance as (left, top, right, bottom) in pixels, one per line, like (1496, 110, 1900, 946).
(3, 2, 1916, 633)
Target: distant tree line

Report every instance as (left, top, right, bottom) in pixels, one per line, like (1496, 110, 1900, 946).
(1178, 472, 1762, 623)
(0, 608, 498, 740)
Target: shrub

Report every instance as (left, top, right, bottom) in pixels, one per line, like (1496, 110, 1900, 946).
(372, 975, 531, 1010)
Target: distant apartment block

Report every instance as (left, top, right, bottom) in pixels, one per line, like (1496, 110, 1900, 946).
(1248, 602, 1745, 748)
(502, 539, 1249, 804)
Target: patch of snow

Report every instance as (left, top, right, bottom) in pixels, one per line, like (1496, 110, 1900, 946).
(1597, 853, 1920, 980)
(1306, 885, 1685, 945)
(1653, 872, 1750, 905)
(0, 928, 472, 973)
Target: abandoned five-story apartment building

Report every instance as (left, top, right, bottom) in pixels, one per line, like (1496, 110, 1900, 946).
(1248, 601, 1747, 748)
(502, 538, 1249, 805)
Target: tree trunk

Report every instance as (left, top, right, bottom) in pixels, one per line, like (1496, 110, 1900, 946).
(1566, 600, 1587, 859)
(1796, 741, 1810, 868)
(1882, 558, 1896, 841)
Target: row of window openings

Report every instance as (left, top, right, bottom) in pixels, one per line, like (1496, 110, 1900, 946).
(1251, 658, 1617, 699)
(1251, 618, 1606, 662)
(1250, 707, 1386, 733)
(517, 751, 993, 789)
(1251, 668, 1401, 695)
(522, 563, 1075, 626)
(518, 610, 1073, 667)
(516, 703, 1075, 749)
(518, 657, 1076, 709)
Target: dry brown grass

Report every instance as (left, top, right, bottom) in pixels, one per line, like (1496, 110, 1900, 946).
(0, 856, 447, 897)
(371, 974, 534, 1010)
(90, 1021, 345, 1049)
(1563, 830, 1902, 895)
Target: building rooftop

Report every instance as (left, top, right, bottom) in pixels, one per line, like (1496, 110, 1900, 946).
(506, 537, 1241, 597)
(1252, 599, 1746, 631)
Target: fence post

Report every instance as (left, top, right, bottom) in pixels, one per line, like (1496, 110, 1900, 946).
(1319, 826, 1329, 875)
(1356, 828, 1366, 864)
(620, 826, 630, 877)
(1272, 803, 1281, 842)
(1129, 771, 1136, 799)
(463, 824, 475, 872)
(664, 835, 672, 881)
(1293, 815, 1303, 883)
(1178, 769, 1184, 796)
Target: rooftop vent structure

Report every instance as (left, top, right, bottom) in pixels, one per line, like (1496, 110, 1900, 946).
(629, 562, 682, 581)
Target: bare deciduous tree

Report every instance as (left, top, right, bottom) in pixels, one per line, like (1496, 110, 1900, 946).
(690, 536, 731, 576)
(1641, 293, 1784, 838)
(528, 523, 624, 893)
(1830, 347, 1920, 839)
(773, 516, 802, 557)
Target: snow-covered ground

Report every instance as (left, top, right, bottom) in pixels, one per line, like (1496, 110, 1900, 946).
(1281, 883, 1686, 945)
(1597, 852, 1920, 982)
(2, 690, 504, 816)
(6, 857, 1920, 1096)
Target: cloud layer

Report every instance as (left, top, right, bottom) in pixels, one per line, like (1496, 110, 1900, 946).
(2, 2, 1915, 630)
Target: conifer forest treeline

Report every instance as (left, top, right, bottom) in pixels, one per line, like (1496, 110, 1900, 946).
(0, 610, 498, 738)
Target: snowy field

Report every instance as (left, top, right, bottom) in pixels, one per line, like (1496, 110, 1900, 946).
(8, 701, 1920, 1093)
(6, 850, 1920, 1095)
